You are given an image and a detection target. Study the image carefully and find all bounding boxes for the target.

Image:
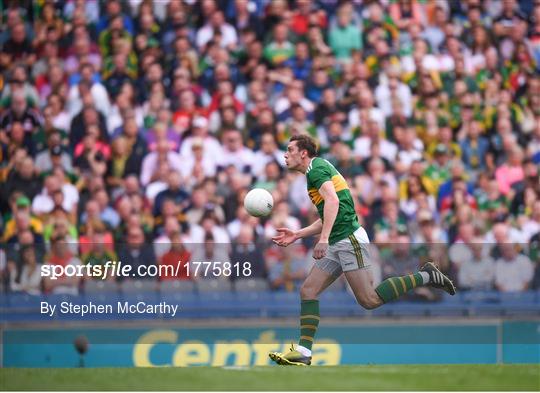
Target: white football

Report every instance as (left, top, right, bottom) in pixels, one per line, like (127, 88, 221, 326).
(244, 188, 274, 217)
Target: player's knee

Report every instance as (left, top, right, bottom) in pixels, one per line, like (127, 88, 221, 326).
(300, 282, 318, 300)
(362, 299, 379, 310)
(356, 292, 381, 310)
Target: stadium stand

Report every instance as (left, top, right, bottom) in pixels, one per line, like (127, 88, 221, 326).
(0, 0, 539, 323)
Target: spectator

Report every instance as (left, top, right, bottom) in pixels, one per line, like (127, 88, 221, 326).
(153, 169, 190, 218)
(328, 3, 362, 61)
(32, 174, 78, 218)
(42, 212, 78, 247)
(0, 90, 41, 136)
(268, 245, 310, 291)
(0, 0, 537, 300)
(412, 209, 448, 245)
(113, 114, 147, 171)
(140, 138, 183, 187)
(263, 23, 294, 66)
(354, 116, 398, 163)
(153, 216, 182, 259)
(46, 94, 71, 133)
(459, 120, 490, 173)
(495, 145, 525, 195)
(227, 205, 264, 240)
(2, 196, 43, 242)
(375, 69, 413, 118)
(372, 201, 408, 243)
(69, 105, 108, 151)
(63, 33, 102, 77)
(450, 237, 495, 290)
(8, 246, 42, 295)
(264, 200, 302, 240)
(283, 42, 312, 81)
(179, 116, 223, 163)
(495, 243, 534, 292)
(35, 135, 73, 175)
(0, 21, 35, 67)
(191, 210, 230, 244)
(3, 156, 42, 202)
(66, 63, 111, 118)
(486, 222, 528, 258)
(314, 90, 347, 133)
(381, 232, 420, 280)
(72, 125, 110, 177)
(355, 158, 398, 208)
(42, 237, 82, 295)
(81, 226, 117, 279)
(1, 63, 40, 106)
(521, 201, 540, 243)
(422, 144, 452, 196)
(106, 136, 133, 189)
(179, 137, 218, 184)
(231, 225, 266, 279)
(172, 90, 205, 134)
(329, 142, 364, 180)
(190, 231, 230, 273)
(145, 121, 180, 152)
(196, 10, 238, 49)
(399, 176, 435, 219)
(219, 128, 255, 173)
(144, 161, 170, 204)
(159, 231, 192, 281)
(117, 226, 156, 281)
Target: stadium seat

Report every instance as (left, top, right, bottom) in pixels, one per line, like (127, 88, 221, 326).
(84, 280, 120, 294)
(84, 280, 120, 304)
(271, 291, 298, 303)
(234, 278, 269, 292)
(45, 293, 82, 304)
(498, 291, 536, 303)
(120, 280, 159, 293)
(121, 290, 161, 305)
(6, 292, 42, 308)
(160, 292, 198, 308)
(119, 280, 160, 305)
(160, 280, 196, 293)
(196, 279, 232, 293)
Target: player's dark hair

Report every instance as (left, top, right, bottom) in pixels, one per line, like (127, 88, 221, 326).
(290, 135, 318, 157)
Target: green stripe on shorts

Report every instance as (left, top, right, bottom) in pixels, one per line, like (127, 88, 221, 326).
(348, 234, 364, 268)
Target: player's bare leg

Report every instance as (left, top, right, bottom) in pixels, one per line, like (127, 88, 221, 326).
(269, 266, 336, 366)
(344, 269, 384, 310)
(345, 262, 456, 309)
(300, 265, 338, 300)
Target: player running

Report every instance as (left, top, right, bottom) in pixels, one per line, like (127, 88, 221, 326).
(269, 135, 455, 366)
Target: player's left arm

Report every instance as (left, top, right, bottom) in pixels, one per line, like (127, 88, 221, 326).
(313, 181, 340, 259)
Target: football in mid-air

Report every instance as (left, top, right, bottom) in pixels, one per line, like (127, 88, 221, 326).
(244, 188, 274, 217)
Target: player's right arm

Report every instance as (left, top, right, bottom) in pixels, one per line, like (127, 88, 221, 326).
(272, 219, 322, 247)
(295, 218, 323, 239)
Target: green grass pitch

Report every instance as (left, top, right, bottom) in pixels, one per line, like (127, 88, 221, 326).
(1, 365, 539, 391)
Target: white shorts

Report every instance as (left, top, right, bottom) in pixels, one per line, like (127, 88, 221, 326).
(314, 227, 371, 278)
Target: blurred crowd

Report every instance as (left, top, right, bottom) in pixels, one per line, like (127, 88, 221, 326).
(0, 0, 539, 298)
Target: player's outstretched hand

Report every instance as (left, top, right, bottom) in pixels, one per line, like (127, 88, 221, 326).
(312, 241, 328, 259)
(272, 228, 297, 247)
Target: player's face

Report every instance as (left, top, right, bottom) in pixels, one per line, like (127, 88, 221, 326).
(284, 142, 303, 170)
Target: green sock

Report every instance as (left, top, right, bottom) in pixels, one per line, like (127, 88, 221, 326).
(298, 299, 319, 351)
(375, 273, 424, 303)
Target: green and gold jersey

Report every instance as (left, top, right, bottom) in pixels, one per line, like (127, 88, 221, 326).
(306, 157, 360, 245)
